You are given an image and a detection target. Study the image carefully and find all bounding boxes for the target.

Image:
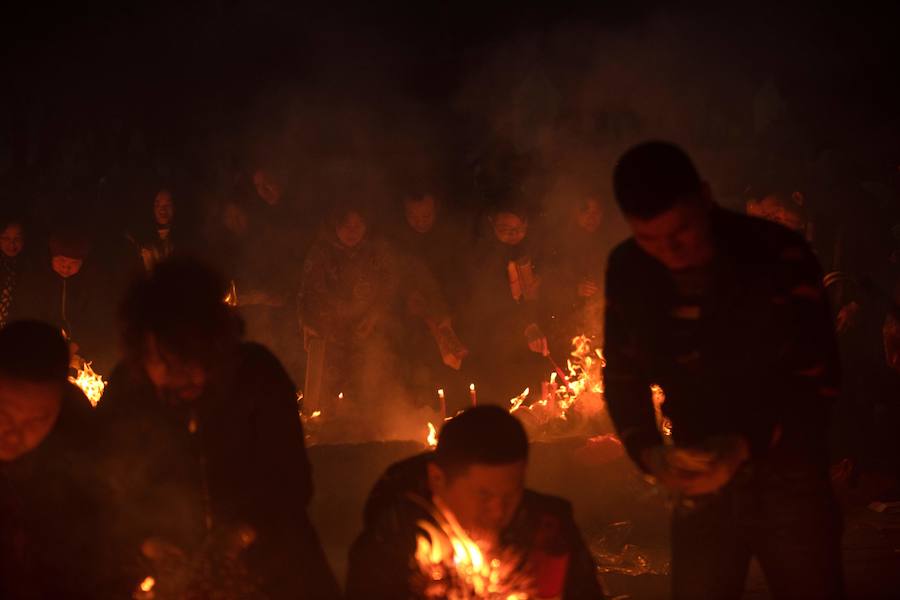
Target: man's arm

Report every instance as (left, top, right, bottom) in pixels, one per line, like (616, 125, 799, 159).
(602, 247, 662, 470)
(770, 237, 841, 456)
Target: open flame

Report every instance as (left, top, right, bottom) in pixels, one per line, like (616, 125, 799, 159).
(140, 577, 155, 592)
(413, 498, 531, 599)
(69, 361, 106, 407)
(426, 422, 438, 448)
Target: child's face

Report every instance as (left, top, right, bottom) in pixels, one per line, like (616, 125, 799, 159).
(490, 212, 528, 246)
(0, 377, 63, 462)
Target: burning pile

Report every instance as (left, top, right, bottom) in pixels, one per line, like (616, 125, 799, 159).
(413, 499, 532, 600)
(69, 361, 106, 407)
(508, 335, 608, 440)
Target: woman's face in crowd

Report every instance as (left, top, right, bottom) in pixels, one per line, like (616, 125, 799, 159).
(0, 224, 24, 258)
(405, 196, 437, 234)
(575, 198, 603, 233)
(0, 376, 63, 462)
(223, 202, 248, 237)
(253, 169, 283, 206)
(490, 212, 528, 246)
(51, 256, 84, 278)
(154, 191, 175, 226)
(336, 211, 367, 248)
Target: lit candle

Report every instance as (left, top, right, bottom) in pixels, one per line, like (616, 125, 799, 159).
(438, 388, 446, 420)
(469, 383, 477, 407)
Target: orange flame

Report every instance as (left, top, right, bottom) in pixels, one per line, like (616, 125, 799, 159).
(139, 577, 155, 592)
(69, 361, 105, 407)
(426, 422, 438, 448)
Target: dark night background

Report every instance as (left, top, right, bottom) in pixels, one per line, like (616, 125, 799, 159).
(3, 2, 899, 221)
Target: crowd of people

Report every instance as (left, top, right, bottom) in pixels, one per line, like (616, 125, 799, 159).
(0, 136, 899, 598)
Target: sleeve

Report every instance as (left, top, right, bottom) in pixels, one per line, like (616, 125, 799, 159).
(561, 511, 608, 599)
(602, 247, 662, 469)
(346, 518, 418, 600)
(768, 235, 841, 456)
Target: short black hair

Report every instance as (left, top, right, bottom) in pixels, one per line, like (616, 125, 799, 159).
(0, 320, 70, 383)
(434, 406, 529, 479)
(613, 141, 702, 219)
(119, 258, 243, 367)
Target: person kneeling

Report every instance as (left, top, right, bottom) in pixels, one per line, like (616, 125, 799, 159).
(346, 405, 605, 599)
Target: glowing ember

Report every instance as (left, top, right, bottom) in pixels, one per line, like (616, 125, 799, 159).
(426, 422, 438, 448)
(223, 279, 238, 307)
(69, 361, 106, 407)
(651, 384, 672, 440)
(140, 577, 155, 592)
(311, 410, 322, 418)
(413, 499, 531, 599)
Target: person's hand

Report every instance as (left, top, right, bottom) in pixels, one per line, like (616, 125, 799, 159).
(836, 301, 861, 334)
(641, 435, 749, 496)
(524, 323, 548, 355)
(577, 278, 599, 298)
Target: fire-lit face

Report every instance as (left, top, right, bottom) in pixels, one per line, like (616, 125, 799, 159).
(627, 197, 715, 271)
(253, 169, 283, 206)
(336, 211, 367, 248)
(490, 212, 528, 246)
(428, 461, 526, 544)
(223, 202, 248, 237)
(51, 256, 84, 278)
(0, 223, 24, 258)
(153, 191, 175, 226)
(405, 195, 437, 234)
(0, 376, 63, 462)
(575, 198, 603, 233)
(142, 334, 207, 402)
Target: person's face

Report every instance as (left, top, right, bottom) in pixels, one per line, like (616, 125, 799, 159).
(490, 212, 528, 246)
(627, 196, 715, 271)
(154, 191, 175, 226)
(142, 334, 207, 402)
(0, 224, 24, 258)
(428, 461, 526, 545)
(575, 198, 603, 233)
(223, 202, 248, 237)
(335, 211, 367, 248)
(0, 376, 63, 462)
(253, 169, 282, 206)
(51, 256, 84, 278)
(405, 195, 437, 234)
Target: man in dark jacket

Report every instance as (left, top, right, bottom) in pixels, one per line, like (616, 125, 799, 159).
(346, 405, 604, 599)
(0, 320, 107, 599)
(604, 141, 844, 599)
(97, 258, 340, 600)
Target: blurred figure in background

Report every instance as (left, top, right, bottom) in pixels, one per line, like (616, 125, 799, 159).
(299, 202, 401, 414)
(129, 187, 183, 273)
(390, 184, 469, 409)
(459, 199, 549, 403)
(0, 215, 33, 328)
(26, 227, 115, 372)
(545, 192, 612, 360)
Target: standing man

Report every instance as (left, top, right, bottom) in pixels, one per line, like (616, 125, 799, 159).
(604, 141, 844, 599)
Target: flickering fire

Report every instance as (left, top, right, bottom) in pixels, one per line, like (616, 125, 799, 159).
(426, 422, 438, 448)
(413, 499, 531, 599)
(223, 280, 238, 307)
(139, 577, 155, 593)
(69, 361, 106, 407)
